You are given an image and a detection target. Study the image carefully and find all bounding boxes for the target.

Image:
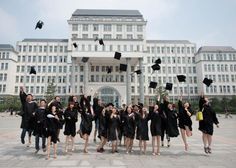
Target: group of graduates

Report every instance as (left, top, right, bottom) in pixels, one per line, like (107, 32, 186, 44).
(19, 86, 219, 159)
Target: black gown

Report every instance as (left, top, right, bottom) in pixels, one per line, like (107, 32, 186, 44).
(149, 106, 162, 136)
(63, 108, 78, 137)
(98, 109, 108, 139)
(80, 109, 94, 135)
(33, 108, 47, 137)
(198, 96, 219, 135)
(108, 115, 120, 141)
(178, 100, 192, 131)
(45, 112, 60, 143)
(123, 113, 136, 139)
(136, 113, 150, 140)
(166, 108, 179, 137)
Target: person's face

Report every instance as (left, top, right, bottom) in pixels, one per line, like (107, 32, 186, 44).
(56, 97, 60, 102)
(73, 96, 77, 102)
(70, 104, 74, 109)
(52, 106, 56, 112)
(112, 107, 117, 114)
(40, 101, 46, 107)
(204, 97, 209, 104)
(184, 102, 189, 108)
(133, 106, 139, 111)
(154, 104, 159, 111)
(168, 104, 173, 110)
(127, 106, 132, 113)
(98, 100, 102, 105)
(108, 105, 113, 111)
(142, 107, 147, 113)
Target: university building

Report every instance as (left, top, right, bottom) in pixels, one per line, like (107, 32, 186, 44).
(0, 9, 235, 106)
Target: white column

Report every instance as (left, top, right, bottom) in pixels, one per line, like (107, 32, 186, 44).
(71, 57, 76, 94)
(84, 62, 89, 95)
(139, 58, 144, 104)
(126, 58, 131, 105)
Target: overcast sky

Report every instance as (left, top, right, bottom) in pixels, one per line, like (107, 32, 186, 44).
(0, 0, 235, 48)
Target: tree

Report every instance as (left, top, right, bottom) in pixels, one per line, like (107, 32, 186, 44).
(45, 82, 57, 102)
(0, 96, 21, 112)
(156, 86, 169, 102)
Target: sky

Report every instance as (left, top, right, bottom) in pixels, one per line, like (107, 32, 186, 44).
(0, 0, 236, 48)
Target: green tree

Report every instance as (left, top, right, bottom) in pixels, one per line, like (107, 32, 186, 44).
(0, 96, 21, 112)
(45, 82, 57, 102)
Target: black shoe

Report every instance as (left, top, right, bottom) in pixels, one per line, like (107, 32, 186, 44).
(207, 147, 212, 154)
(204, 147, 208, 154)
(21, 138, 25, 144)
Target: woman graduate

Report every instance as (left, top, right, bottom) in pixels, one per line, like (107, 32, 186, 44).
(79, 95, 94, 153)
(178, 93, 193, 151)
(123, 105, 136, 154)
(45, 105, 60, 159)
(136, 107, 150, 154)
(199, 93, 219, 154)
(64, 101, 78, 153)
(166, 103, 179, 140)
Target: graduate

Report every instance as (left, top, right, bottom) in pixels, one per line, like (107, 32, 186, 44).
(160, 96, 170, 147)
(79, 95, 94, 153)
(178, 93, 193, 151)
(45, 105, 60, 159)
(93, 96, 100, 143)
(96, 106, 107, 153)
(136, 107, 150, 154)
(108, 107, 120, 153)
(166, 103, 179, 139)
(63, 101, 78, 153)
(199, 93, 219, 154)
(118, 104, 127, 146)
(123, 105, 136, 154)
(34, 99, 47, 153)
(149, 104, 162, 155)
(19, 86, 38, 147)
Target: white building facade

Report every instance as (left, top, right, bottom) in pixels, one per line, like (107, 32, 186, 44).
(1, 9, 236, 105)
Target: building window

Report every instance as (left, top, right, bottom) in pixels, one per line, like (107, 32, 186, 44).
(137, 25, 143, 32)
(72, 24, 78, 31)
(82, 24, 88, 31)
(116, 34, 122, 39)
(104, 24, 111, 31)
(127, 25, 132, 32)
(104, 34, 111, 39)
(116, 25, 122, 32)
(127, 34, 133, 39)
(93, 24, 99, 31)
(82, 34, 88, 39)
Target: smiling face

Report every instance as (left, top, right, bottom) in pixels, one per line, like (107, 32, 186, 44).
(154, 104, 159, 111)
(127, 106, 132, 114)
(184, 102, 189, 109)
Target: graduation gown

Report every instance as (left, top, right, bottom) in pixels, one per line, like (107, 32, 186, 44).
(166, 109, 179, 137)
(45, 112, 60, 143)
(34, 108, 47, 137)
(123, 113, 136, 139)
(149, 107, 162, 136)
(108, 115, 120, 141)
(136, 113, 150, 140)
(63, 108, 78, 137)
(80, 109, 94, 135)
(198, 96, 219, 135)
(178, 100, 192, 131)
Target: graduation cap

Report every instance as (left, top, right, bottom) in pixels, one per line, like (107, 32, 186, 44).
(151, 64, 160, 71)
(73, 42, 78, 48)
(99, 39, 104, 45)
(177, 75, 186, 82)
(114, 52, 121, 60)
(165, 83, 173, 91)
(106, 103, 114, 107)
(35, 20, 44, 29)
(155, 58, 161, 64)
(149, 81, 157, 89)
(119, 64, 127, 72)
(203, 78, 213, 87)
(81, 57, 89, 63)
(29, 66, 36, 75)
(134, 69, 142, 74)
(107, 66, 112, 74)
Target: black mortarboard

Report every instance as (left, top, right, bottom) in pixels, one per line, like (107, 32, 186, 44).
(151, 64, 160, 71)
(165, 83, 173, 91)
(107, 66, 112, 74)
(177, 75, 186, 82)
(35, 20, 44, 29)
(203, 78, 213, 87)
(73, 42, 78, 48)
(114, 52, 121, 60)
(99, 39, 104, 45)
(82, 57, 89, 63)
(138, 102, 144, 108)
(106, 103, 114, 107)
(155, 58, 161, 64)
(149, 81, 157, 89)
(119, 64, 127, 72)
(134, 69, 142, 74)
(29, 66, 36, 75)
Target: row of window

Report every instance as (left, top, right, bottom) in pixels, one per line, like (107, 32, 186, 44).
(0, 63, 8, 70)
(0, 52, 10, 59)
(205, 85, 236, 94)
(202, 53, 236, 61)
(16, 65, 70, 73)
(146, 56, 195, 64)
(205, 74, 236, 83)
(0, 73, 7, 81)
(146, 46, 195, 54)
(204, 64, 236, 72)
(17, 55, 67, 63)
(18, 45, 67, 53)
(72, 44, 142, 52)
(147, 66, 197, 74)
(72, 24, 143, 32)
(72, 33, 143, 40)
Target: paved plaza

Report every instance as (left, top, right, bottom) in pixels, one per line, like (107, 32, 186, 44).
(0, 113, 235, 168)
